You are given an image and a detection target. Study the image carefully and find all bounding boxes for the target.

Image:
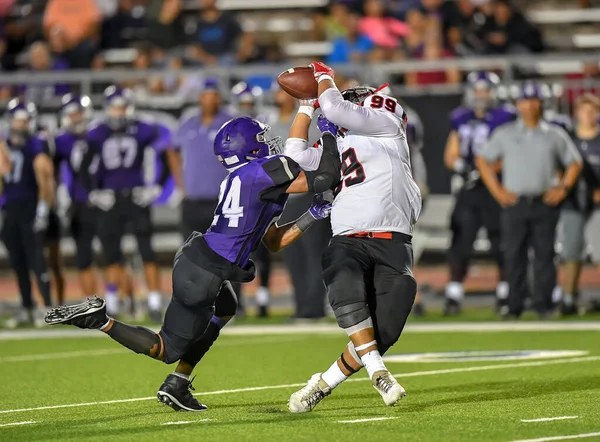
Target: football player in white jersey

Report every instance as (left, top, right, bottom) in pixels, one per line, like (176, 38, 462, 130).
(286, 62, 422, 412)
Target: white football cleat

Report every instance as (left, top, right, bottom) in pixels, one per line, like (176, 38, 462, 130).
(288, 373, 331, 413)
(372, 370, 406, 406)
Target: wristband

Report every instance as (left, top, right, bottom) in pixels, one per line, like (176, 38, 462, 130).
(452, 158, 465, 173)
(317, 74, 334, 84)
(36, 201, 49, 218)
(296, 210, 317, 232)
(298, 106, 316, 119)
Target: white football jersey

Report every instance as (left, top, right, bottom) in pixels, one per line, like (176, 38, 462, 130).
(285, 88, 422, 237)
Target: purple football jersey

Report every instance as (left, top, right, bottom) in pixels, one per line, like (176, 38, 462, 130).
(2, 136, 44, 203)
(54, 130, 91, 203)
(87, 119, 171, 190)
(451, 104, 517, 166)
(203, 155, 301, 268)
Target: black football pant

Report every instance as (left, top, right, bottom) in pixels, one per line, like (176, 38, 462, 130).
(181, 198, 242, 307)
(322, 234, 417, 354)
(280, 194, 331, 319)
(449, 185, 504, 282)
(1, 201, 52, 308)
(502, 197, 559, 316)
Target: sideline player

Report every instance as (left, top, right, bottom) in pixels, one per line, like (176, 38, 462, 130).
(45, 115, 341, 411)
(0, 99, 55, 325)
(443, 72, 516, 315)
(85, 86, 171, 321)
(286, 62, 421, 412)
(53, 94, 99, 296)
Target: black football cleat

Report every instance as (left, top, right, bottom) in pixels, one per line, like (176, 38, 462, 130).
(44, 296, 108, 329)
(443, 299, 461, 317)
(157, 374, 208, 412)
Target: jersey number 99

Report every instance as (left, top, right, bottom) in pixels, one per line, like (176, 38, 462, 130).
(334, 148, 366, 196)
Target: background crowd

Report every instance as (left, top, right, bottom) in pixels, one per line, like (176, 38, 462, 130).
(0, 0, 600, 327)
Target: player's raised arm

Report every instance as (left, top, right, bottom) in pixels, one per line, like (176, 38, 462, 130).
(284, 98, 323, 171)
(311, 62, 400, 137)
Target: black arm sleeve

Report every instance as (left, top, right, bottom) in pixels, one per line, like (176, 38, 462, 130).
(79, 144, 98, 192)
(259, 156, 302, 202)
(157, 151, 171, 187)
(304, 133, 341, 193)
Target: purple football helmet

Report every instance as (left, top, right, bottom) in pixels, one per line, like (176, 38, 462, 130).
(465, 71, 500, 110)
(60, 94, 92, 134)
(104, 85, 135, 130)
(7, 98, 37, 145)
(231, 82, 263, 117)
(214, 117, 282, 169)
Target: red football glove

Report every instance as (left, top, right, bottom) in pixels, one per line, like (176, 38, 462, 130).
(309, 61, 335, 83)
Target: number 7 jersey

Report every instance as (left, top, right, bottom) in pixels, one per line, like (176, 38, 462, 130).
(318, 89, 422, 237)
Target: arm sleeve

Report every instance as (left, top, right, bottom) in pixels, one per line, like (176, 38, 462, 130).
(319, 88, 400, 137)
(259, 156, 303, 202)
(157, 151, 171, 187)
(283, 137, 323, 172)
(555, 127, 582, 167)
(479, 129, 506, 162)
(151, 123, 172, 153)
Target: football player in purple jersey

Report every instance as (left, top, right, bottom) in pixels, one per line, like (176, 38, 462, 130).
(82, 86, 172, 322)
(1, 99, 55, 326)
(443, 71, 516, 315)
(45, 113, 341, 411)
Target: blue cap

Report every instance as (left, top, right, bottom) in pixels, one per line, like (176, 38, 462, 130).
(202, 78, 220, 93)
(519, 81, 543, 100)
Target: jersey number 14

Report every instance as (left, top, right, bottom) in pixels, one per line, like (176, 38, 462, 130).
(213, 176, 244, 228)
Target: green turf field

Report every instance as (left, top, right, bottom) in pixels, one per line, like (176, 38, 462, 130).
(0, 323, 599, 442)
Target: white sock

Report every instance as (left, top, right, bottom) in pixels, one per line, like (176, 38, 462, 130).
(256, 286, 269, 307)
(496, 281, 509, 300)
(563, 293, 574, 306)
(105, 290, 119, 316)
(445, 282, 464, 302)
(552, 286, 564, 304)
(172, 372, 190, 381)
(321, 361, 348, 389)
(360, 350, 387, 380)
(148, 291, 162, 311)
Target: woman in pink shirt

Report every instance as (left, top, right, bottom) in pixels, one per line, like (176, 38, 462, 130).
(359, 0, 411, 50)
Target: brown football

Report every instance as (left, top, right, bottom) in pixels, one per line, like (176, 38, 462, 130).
(277, 66, 318, 99)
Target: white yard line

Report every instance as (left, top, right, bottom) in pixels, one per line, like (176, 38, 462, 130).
(511, 432, 600, 442)
(2, 321, 600, 340)
(338, 417, 398, 424)
(0, 355, 598, 415)
(0, 420, 35, 427)
(0, 349, 126, 363)
(0, 336, 308, 364)
(161, 419, 212, 426)
(521, 416, 579, 423)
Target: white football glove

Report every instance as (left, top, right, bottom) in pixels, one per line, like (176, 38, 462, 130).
(167, 187, 184, 208)
(298, 98, 318, 119)
(132, 185, 163, 207)
(33, 201, 50, 233)
(88, 189, 116, 211)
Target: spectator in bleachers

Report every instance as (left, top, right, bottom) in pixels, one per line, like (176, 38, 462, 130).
(405, 18, 460, 86)
(326, 13, 373, 64)
(20, 41, 69, 104)
(43, 0, 102, 68)
(359, 0, 410, 61)
(184, 0, 254, 66)
(482, 0, 543, 55)
(313, 1, 351, 41)
(145, 0, 181, 49)
(444, 0, 490, 55)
